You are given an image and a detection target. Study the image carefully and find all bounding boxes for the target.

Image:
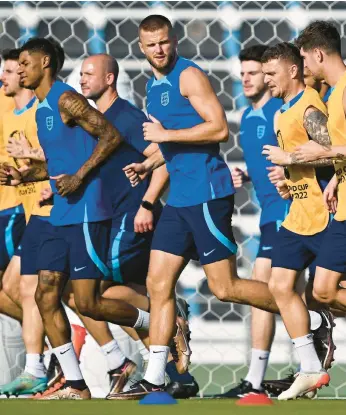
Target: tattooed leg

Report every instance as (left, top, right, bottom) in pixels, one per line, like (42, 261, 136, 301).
(35, 270, 70, 347)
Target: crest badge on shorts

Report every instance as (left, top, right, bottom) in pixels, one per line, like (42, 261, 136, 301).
(161, 91, 169, 106)
(257, 125, 265, 139)
(46, 116, 54, 131)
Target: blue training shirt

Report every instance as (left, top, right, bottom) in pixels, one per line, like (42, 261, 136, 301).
(240, 97, 290, 226)
(146, 56, 234, 207)
(35, 81, 112, 226)
(102, 97, 151, 229)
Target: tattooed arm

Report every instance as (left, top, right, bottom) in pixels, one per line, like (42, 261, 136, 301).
(0, 161, 48, 186)
(293, 105, 346, 163)
(6, 132, 46, 161)
(264, 107, 333, 166)
(54, 91, 123, 196)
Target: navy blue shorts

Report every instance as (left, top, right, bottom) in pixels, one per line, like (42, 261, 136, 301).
(104, 218, 152, 286)
(271, 225, 328, 272)
(316, 219, 346, 274)
(0, 213, 26, 270)
(151, 196, 237, 265)
(16, 215, 51, 275)
(37, 220, 111, 280)
(257, 221, 282, 259)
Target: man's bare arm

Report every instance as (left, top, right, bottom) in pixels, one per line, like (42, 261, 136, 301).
(59, 91, 123, 181)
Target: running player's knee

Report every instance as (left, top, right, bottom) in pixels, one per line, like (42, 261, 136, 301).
(208, 278, 236, 302)
(268, 276, 289, 299)
(312, 286, 334, 305)
(74, 295, 99, 319)
(35, 271, 61, 312)
(147, 274, 174, 299)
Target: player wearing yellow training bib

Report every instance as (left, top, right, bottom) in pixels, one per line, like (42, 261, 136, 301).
(295, 21, 346, 317)
(0, 78, 26, 273)
(261, 42, 334, 400)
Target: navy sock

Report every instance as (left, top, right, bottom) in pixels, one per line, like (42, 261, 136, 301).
(165, 360, 194, 383)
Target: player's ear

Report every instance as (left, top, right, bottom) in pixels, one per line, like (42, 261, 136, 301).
(106, 72, 114, 86)
(290, 64, 299, 80)
(42, 54, 50, 70)
(138, 40, 145, 55)
(315, 48, 323, 63)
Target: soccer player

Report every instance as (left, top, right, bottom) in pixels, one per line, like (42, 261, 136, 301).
(293, 22, 346, 329)
(114, 14, 299, 400)
(0, 37, 151, 400)
(216, 45, 287, 398)
(78, 53, 198, 399)
(0, 48, 52, 396)
(261, 42, 334, 400)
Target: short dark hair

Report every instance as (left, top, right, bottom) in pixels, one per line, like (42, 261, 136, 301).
(139, 14, 173, 34)
(20, 37, 61, 77)
(108, 56, 119, 85)
(2, 48, 21, 62)
(239, 45, 269, 63)
(295, 21, 341, 55)
(46, 37, 65, 74)
(261, 42, 303, 75)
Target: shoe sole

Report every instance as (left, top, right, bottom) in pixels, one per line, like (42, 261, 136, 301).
(278, 373, 330, 400)
(174, 318, 192, 374)
(321, 311, 336, 370)
(107, 363, 137, 396)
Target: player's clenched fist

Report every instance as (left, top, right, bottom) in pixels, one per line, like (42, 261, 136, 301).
(143, 114, 168, 143)
(231, 167, 248, 188)
(123, 162, 148, 187)
(276, 180, 291, 200)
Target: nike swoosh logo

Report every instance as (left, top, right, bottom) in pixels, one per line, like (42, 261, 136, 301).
(262, 246, 273, 251)
(60, 348, 71, 355)
(322, 312, 331, 329)
(259, 356, 268, 360)
(239, 131, 245, 135)
(74, 266, 86, 272)
(153, 351, 165, 354)
(204, 249, 216, 257)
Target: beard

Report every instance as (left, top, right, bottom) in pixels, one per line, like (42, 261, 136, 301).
(146, 50, 176, 72)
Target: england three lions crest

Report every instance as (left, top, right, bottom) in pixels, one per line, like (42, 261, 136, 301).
(257, 125, 265, 139)
(46, 116, 54, 131)
(161, 91, 169, 106)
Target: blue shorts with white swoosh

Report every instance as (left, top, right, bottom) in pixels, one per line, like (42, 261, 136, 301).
(257, 221, 283, 260)
(0, 212, 26, 270)
(36, 219, 111, 279)
(151, 196, 237, 265)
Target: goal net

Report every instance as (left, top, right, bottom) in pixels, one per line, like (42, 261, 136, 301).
(0, 0, 346, 398)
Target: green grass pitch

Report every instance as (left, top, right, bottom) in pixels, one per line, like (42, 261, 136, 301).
(1, 399, 346, 415)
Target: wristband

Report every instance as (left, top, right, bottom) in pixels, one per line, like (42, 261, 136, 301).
(141, 200, 154, 211)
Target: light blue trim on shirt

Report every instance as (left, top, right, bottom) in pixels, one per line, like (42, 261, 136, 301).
(210, 183, 216, 199)
(83, 207, 110, 277)
(13, 97, 36, 115)
(111, 214, 127, 283)
(280, 90, 304, 113)
(37, 98, 53, 111)
(245, 107, 267, 121)
(5, 213, 16, 258)
(202, 203, 237, 254)
(151, 77, 172, 87)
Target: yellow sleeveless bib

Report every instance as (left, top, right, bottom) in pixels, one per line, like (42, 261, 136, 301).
(327, 71, 346, 221)
(277, 87, 329, 235)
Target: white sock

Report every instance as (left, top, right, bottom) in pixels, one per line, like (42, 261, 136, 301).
(309, 311, 322, 331)
(135, 340, 149, 362)
(144, 345, 169, 386)
(101, 339, 126, 371)
(244, 349, 269, 390)
(25, 353, 47, 378)
(133, 309, 150, 330)
(292, 334, 322, 373)
(52, 342, 83, 381)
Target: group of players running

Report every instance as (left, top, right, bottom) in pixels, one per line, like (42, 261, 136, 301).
(0, 14, 345, 401)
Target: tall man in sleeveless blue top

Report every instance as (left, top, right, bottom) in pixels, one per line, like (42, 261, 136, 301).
(0, 38, 156, 400)
(118, 15, 282, 400)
